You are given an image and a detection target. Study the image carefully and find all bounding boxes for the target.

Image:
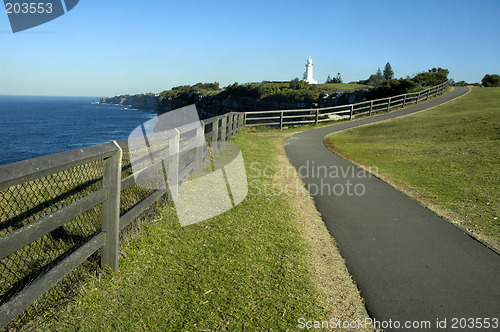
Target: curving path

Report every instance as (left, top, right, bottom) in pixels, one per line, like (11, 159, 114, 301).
(285, 87, 500, 329)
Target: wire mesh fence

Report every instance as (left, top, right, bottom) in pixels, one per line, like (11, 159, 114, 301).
(0, 158, 105, 330)
(118, 149, 170, 245)
(0, 112, 244, 330)
(0, 152, 172, 330)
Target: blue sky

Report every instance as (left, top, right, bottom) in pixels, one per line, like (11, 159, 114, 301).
(1, 0, 499, 96)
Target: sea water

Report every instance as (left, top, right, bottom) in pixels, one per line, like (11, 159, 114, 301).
(0, 95, 157, 165)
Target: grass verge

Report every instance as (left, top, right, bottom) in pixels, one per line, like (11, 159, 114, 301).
(326, 87, 500, 250)
(319, 83, 372, 92)
(42, 128, 370, 330)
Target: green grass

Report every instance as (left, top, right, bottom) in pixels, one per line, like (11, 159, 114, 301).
(319, 83, 372, 92)
(326, 87, 500, 248)
(43, 131, 331, 331)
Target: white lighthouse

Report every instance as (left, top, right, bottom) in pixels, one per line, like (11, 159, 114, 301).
(305, 56, 318, 84)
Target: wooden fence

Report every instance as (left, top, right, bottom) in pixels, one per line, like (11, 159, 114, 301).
(0, 112, 244, 329)
(244, 81, 449, 128)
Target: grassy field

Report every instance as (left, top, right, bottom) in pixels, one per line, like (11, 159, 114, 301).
(319, 83, 372, 92)
(42, 128, 370, 331)
(326, 87, 500, 249)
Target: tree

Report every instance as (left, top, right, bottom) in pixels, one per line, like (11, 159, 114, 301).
(366, 67, 448, 100)
(481, 74, 500, 87)
(413, 68, 449, 87)
(289, 77, 300, 89)
(326, 73, 342, 84)
(453, 80, 469, 87)
(335, 72, 343, 84)
(358, 68, 384, 86)
(383, 62, 394, 80)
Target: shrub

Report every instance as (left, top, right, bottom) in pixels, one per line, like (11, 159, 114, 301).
(481, 74, 500, 87)
(366, 68, 448, 100)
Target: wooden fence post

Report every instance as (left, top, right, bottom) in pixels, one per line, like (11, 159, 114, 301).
(427, 89, 430, 100)
(403, 95, 407, 108)
(195, 122, 205, 173)
(349, 105, 354, 120)
(227, 113, 234, 138)
(315, 109, 319, 124)
(280, 111, 283, 130)
(232, 113, 236, 135)
(416, 92, 420, 104)
(101, 146, 122, 271)
(231, 113, 236, 136)
(235, 114, 240, 134)
(239, 113, 244, 131)
(211, 118, 219, 156)
(369, 100, 373, 116)
(220, 116, 227, 150)
(168, 130, 180, 202)
(231, 114, 238, 136)
(387, 98, 391, 112)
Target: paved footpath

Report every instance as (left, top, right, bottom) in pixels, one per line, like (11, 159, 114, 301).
(285, 87, 500, 330)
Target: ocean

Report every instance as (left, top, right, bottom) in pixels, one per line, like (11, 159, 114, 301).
(0, 95, 157, 166)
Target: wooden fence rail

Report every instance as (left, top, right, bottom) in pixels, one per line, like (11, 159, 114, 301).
(244, 81, 449, 128)
(0, 112, 244, 329)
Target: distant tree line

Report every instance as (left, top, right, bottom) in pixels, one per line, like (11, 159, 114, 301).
(448, 74, 499, 87)
(365, 67, 449, 100)
(326, 63, 395, 85)
(326, 73, 343, 84)
(450, 79, 470, 87)
(217, 80, 322, 103)
(357, 62, 394, 86)
(158, 76, 376, 108)
(159, 82, 220, 101)
(170, 82, 220, 93)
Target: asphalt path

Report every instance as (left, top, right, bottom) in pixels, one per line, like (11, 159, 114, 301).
(285, 87, 500, 330)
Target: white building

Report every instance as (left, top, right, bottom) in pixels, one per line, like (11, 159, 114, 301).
(305, 56, 318, 84)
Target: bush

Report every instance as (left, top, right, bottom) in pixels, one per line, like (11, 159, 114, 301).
(412, 68, 449, 88)
(358, 68, 384, 86)
(289, 78, 300, 90)
(452, 80, 469, 87)
(326, 73, 342, 84)
(366, 68, 448, 100)
(366, 79, 417, 99)
(215, 81, 320, 103)
(481, 74, 500, 87)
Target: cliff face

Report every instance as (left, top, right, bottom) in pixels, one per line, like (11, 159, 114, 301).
(157, 90, 369, 119)
(101, 90, 369, 119)
(100, 94, 158, 110)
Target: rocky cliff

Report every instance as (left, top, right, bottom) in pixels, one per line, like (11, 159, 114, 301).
(100, 93, 158, 110)
(101, 85, 370, 119)
(157, 89, 369, 119)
